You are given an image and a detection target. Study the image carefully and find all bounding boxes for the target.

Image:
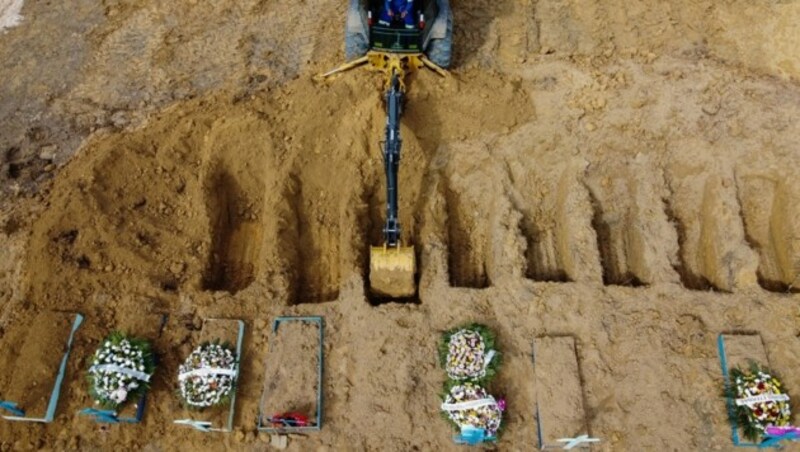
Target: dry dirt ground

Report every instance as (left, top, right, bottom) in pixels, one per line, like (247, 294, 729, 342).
(1, 0, 800, 450)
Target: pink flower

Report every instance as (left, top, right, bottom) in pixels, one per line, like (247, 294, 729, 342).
(110, 388, 128, 404)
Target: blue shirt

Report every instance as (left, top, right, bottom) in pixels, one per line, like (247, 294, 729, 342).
(385, 0, 413, 15)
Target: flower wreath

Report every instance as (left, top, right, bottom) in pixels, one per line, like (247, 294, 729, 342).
(178, 341, 238, 408)
(87, 332, 155, 409)
(438, 323, 501, 383)
(725, 362, 793, 442)
(441, 383, 505, 438)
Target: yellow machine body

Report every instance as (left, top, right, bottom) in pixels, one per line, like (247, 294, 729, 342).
(369, 245, 416, 298)
(319, 51, 447, 88)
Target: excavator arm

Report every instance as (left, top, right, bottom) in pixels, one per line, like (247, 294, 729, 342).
(382, 72, 403, 247)
(318, 52, 447, 299)
(369, 70, 416, 299)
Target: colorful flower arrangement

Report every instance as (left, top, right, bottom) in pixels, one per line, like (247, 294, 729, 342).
(726, 362, 793, 441)
(441, 383, 505, 438)
(438, 323, 504, 444)
(438, 324, 501, 383)
(178, 341, 238, 408)
(87, 332, 155, 409)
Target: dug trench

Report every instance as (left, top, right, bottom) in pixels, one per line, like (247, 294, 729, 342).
(15, 72, 800, 308)
(362, 123, 429, 305)
(584, 156, 681, 288)
(499, 141, 602, 285)
(201, 166, 264, 295)
(664, 153, 760, 293)
(283, 172, 343, 305)
(268, 77, 387, 305)
(196, 108, 278, 296)
(737, 174, 800, 293)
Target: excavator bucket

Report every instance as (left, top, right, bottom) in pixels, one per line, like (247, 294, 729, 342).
(369, 245, 416, 298)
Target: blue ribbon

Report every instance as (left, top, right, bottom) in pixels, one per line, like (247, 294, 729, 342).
(453, 426, 495, 445)
(761, 431, 800, 447)
(0, 401, 25, 417)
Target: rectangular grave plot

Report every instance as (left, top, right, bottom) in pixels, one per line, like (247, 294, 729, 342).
(2, 311, 82, 421)
(258, 317, 323, 433)
(173, 318, 245, 432)
(533, 336, 589, 449)
(717, 334, 772, 447)
(78, 313, 166, 424)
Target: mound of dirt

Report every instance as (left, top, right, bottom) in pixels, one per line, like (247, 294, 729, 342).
(1, 0, 800, 450)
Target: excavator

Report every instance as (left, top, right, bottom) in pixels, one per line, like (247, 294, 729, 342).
(320, 0, 453, 298)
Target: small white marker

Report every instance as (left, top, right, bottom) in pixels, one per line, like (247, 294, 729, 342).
(0, 0, 25, 31)
(556, 434, 601, 450)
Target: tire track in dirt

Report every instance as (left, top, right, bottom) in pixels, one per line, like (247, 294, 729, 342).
(246, 0, 341, 82)
(453, 0, 539, 68)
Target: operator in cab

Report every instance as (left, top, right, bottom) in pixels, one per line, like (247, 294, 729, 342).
(377, 0, 416, 29)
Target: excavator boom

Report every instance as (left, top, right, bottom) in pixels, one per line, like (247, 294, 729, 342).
(369, 72, 416, 298)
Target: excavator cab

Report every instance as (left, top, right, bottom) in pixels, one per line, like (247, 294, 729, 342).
(345, 0, 453, 69)
(367, 0, 438, 53)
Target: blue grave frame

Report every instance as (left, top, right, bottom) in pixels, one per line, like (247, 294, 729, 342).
(717, 334, 798, 449)
(79, 314, 167, 424)
(173, 318, 246, 433)
(532, 335, 594, 450)
(257, 316, 324, 434)
(0, 312, 84, 423)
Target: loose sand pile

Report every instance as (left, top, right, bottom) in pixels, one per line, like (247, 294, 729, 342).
(1, 0, 800, 450)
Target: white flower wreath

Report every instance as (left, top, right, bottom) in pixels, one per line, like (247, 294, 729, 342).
(88, 332, 155, 409)
(441, 383, 504, 437)
(445, 329, 497, 381)
(178, 342, 237, 408)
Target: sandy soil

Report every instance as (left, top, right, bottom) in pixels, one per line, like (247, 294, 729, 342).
(1, 0, 800, 450)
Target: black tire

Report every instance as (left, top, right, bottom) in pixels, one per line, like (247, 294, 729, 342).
(426, 10, 453, 68)
(345, 30, 369, 61)
(345, 0, 369, 61)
